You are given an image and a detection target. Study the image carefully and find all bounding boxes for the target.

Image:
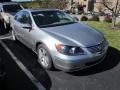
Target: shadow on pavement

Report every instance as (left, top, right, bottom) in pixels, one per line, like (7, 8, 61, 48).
(69, 47, 120, 76)
(0, 39, 52, 90)
(0, 55, 7, 90)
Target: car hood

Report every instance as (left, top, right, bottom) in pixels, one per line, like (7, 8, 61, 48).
(42, 22, 104, 47)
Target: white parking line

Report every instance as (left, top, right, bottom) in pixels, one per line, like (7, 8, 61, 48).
(0, 41, 46, 90)
(0, 36, 13, 40)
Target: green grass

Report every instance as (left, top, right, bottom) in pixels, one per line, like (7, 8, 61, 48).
(21, 2, 40, 8)
(84, 21, 120, 50)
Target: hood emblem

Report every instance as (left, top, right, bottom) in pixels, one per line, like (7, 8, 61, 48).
(97, 44, 103, 51)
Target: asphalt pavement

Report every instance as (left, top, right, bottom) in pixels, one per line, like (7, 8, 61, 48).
(0, 22, 120, 90)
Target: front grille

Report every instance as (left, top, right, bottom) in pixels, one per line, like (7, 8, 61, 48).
(87, 41, 106, 54)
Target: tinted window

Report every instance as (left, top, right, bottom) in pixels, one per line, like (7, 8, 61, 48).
(32, 11, 76, 28)
(3, 4, 22, 13)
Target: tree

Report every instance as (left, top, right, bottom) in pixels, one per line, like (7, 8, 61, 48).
(77, 4, 84, 14)
(95, 3, 103, 12)
(102, 0, 120, 28)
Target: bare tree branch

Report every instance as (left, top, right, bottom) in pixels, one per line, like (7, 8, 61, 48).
(102, 0, 120, 27)
(102, 0, 113, 11)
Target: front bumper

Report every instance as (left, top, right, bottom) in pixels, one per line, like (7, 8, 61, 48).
(53, 44, 108, 72)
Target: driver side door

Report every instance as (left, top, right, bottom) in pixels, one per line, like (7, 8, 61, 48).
(13, 11, 33, 48)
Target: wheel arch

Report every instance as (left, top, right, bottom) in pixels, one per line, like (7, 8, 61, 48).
(36, 42, 42, 52)
(36, 41, 55, 69)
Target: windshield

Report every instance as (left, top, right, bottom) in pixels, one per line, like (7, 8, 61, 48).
(3, 4, 22, 13)
(32, 11, 76, 28)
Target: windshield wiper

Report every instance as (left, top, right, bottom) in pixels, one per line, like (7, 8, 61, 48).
(39, 22, 76, 28)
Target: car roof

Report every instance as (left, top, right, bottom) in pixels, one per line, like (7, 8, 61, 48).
(23, 8, 60, 13)
(0, 2, 19, 5)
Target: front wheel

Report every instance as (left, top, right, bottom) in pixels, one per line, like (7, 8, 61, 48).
(37, 44, 53, 70)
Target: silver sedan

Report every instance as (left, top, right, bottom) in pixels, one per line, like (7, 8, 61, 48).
(11, 9, 108, 72)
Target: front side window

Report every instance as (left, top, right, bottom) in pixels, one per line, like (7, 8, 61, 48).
(32, 10, 76, 28)
(15, 12, 23, 22)
(15, 11, 31, 25)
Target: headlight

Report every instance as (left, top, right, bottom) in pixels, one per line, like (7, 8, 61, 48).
(55, 44, 85, 55)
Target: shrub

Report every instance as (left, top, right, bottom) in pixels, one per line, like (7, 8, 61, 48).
(88, 15, 99, 21)
(80, 16, 88, 21)
(103, 15, 112, 23)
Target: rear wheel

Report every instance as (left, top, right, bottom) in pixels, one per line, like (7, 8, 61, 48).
(37, 44, 53, 70)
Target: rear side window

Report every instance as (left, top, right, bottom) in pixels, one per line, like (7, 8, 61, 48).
(3, 4, 22, 13)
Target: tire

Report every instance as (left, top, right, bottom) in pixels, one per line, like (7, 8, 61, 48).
(37, 44, 53, 70)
